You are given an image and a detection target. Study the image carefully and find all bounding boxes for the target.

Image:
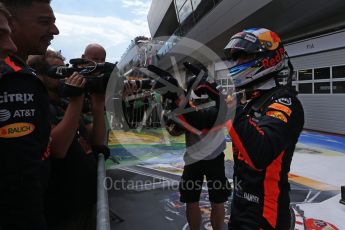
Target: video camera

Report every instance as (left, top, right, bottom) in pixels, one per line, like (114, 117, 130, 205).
(47, 58, 117, 94)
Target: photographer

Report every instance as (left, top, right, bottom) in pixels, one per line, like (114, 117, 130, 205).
(28, 50, 106, 230)
(0, 0, 58, 229)
(82, 43, 106, 64)
(80, 43, 107, 138)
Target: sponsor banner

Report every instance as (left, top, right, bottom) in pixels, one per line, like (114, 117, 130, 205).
(275, 97, 292, 106)
(0, 122, 35, 138)
(268, 103, 292, 116)
(0, 92, 34, 104)
(266, 111, 288, 123)
(13, 109, 35, 118)
(0, 109, 11, 122)
(261, 47, 285, 69)
(0, 109, 36, 121)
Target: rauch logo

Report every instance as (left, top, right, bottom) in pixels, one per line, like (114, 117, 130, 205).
(0, 122, 35, 138)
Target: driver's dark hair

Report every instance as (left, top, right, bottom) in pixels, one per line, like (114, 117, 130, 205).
(1, 0, 52, 17)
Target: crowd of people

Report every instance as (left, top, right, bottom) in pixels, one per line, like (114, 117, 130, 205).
(0, 0, 304, 230)
(0, 1, 108, 229)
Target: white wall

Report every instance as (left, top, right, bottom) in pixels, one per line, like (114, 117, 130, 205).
(288, 38, 345, 135)
(299, 95, 345, 134)
(147, 0, 173, 37)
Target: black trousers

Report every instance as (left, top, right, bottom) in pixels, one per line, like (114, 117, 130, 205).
(0, 176, 47, 230)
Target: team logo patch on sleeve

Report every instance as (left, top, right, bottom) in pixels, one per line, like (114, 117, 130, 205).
(266, 111, 288, 123)
(275, 97, 292, 106)
(268, 103, 292, 116)
(0, 122, 35, 138)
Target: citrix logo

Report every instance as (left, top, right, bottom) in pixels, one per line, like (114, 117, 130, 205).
(0, 92, 34, 104)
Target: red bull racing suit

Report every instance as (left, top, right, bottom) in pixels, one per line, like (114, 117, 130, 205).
(227, 86, 304, 230)
(0, 56, 51, 230)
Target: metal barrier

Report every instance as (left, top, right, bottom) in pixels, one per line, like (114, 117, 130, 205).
(96, 153, 111, 230)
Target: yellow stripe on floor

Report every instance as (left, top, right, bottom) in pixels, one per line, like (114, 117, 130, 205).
(288, 173, 340, 191)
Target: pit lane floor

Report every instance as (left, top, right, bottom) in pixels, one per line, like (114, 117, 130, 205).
(106, 130, 345, 229)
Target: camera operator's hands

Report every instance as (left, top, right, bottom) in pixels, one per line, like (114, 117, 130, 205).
(50, 73, 86, 159)
(58, 72, 86, 98)
(65, 72, 87, 88)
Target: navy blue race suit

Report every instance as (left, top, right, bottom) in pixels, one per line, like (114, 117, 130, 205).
(0, 56, 51, 230)
(227, 86, 304, 230)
